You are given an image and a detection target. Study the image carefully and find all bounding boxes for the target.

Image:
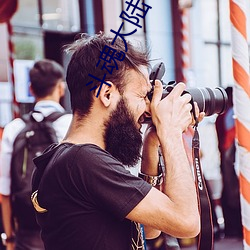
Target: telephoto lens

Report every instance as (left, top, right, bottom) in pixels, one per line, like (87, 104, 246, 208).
(148, 62, 228, 116)
(186, 87, 228, 116)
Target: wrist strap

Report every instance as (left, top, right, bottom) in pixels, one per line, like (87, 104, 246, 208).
(1, 233, 15, 246)
(139, 172, 163, 186)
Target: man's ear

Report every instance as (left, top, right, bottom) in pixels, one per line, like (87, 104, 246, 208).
(29, 83, 35, 97)
(58, 81, 66, 98)
(96, 81, 117, 107)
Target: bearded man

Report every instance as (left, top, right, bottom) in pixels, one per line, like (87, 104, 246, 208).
(31, 33, 201, 250)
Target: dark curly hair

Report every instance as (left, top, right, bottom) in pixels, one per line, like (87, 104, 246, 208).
(65, 32, 150, 117)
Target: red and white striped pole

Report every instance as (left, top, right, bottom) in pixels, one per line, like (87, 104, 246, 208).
(180, 8, 190, 83)
(179, 5, 194, 165)
(6, 20, 19, 118)
(179, 2, 194, 162)
(230, 0, 250, 248)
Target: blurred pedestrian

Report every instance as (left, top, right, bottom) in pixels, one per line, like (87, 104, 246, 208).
(215, 86, 242, 238)
(0, 59, 72, 250)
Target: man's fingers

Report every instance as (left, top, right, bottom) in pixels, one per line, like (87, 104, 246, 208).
(180, 92, 192, 104)
(151, 80, 163, 107)
(193, 102, 200, 119)
(193, 102, 206, 122)
(192, 102, 205, 124)
(167, 82, 186, 99)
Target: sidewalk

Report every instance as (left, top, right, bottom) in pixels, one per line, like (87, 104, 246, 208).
(181, 237, 243, 250)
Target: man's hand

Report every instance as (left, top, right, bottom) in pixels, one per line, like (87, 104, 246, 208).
(1, 195, 15, 250)
(132, 81, 201, 238)
(150, 80, 193, 139)
(192, 102, 205, 126)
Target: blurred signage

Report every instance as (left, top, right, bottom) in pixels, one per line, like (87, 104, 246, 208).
(0, 82, 12, 126)
(14, 60, 35, 103)
(0, 82, 12, 102)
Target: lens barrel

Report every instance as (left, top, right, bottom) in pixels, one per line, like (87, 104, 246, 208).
(187, 87, 228, 116)
(157, 85, 228, 116)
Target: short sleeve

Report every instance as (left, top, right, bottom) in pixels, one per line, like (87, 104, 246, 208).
(73, 145, 152, 220)
(0, 119, 25, 195)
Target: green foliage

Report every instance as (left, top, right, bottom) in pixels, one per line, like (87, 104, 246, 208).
(14, 39, 36, 60)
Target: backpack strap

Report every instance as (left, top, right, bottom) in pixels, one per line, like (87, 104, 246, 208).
(19, 110, 66, 148)
(44, 111, 66, 123)
(21, 110, 66, 124)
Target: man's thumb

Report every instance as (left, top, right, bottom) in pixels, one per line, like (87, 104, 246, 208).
(151, 80, 163, 106)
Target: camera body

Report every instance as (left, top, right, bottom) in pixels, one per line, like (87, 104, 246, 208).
(147, 62, 228, 116)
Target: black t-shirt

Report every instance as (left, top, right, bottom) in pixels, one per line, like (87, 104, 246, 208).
(33, 143, 152, 250)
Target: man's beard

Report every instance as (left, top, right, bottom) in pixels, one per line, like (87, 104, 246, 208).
(104, 98, 143, 167)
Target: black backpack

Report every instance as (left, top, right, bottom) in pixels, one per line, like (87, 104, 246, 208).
(10, 110, 64, 230)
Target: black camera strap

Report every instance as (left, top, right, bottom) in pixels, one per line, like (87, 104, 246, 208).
(192, 120, 214, 250)
(158, 119, 214, 249)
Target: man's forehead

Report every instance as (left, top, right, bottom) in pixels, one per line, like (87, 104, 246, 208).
(123, 66, 151, 93)
(138, 65, 151, 90)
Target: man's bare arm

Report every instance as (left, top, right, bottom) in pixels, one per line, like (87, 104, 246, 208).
(127, 81, 200, 238)
(1, 195, 15, 250)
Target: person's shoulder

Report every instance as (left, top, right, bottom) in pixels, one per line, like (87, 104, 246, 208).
(74, 144, 123, 169)
(3, 118, 26, 134)
(75, 144, 106, 155)
(61, 113, 73, 121)
(51, 143, 102, 159)
(51, 113, 72, 136)
(5, 117, 25, 127)
(53, 113, 72, 124)
(73, 144, 112, 162)
(2, 118, 26, 144)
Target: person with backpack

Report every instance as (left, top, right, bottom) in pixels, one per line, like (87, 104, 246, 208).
(0, 59, 72, 250)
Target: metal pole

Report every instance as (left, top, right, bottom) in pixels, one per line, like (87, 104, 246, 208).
(37, 0, 43, 28)
(78, 0, 95, 33)
(216, 0, 222, 87)
(230, 0, 250, 248)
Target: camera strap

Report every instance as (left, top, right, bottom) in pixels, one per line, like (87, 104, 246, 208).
(192, 122, 214, 250)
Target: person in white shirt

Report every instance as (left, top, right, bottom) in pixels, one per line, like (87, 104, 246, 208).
(0, 59, 72, 250)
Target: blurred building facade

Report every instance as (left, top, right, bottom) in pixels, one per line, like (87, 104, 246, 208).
(1, 0, 250, 125)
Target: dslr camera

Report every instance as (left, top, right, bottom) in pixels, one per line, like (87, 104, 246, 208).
(147, 62, 228, 116)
